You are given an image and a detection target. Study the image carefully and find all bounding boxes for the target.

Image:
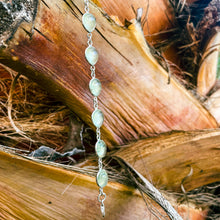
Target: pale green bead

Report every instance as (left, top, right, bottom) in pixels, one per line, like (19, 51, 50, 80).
(89, 78, 102, 96)
(82, 13, 96, 33)
(96, 169, 108, 188)
(95, 140, 107, 158)
(91, 109, 104, 128)
(85, 46, 98, 66)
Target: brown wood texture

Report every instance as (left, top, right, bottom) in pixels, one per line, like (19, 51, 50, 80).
(113, 129, 220, 192)
(197, 30, 220, 96)
(0, 148, 207, 220)
(0, 0, 218, 148)
(0, 149, 154, 220)
(205, 89, 220, 124)
(94, 0, 174, 36)
(95, 0, 180, 66)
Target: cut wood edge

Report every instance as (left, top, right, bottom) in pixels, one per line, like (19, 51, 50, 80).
(197, 29, 220, 96)
(113, 129, 220, 192)
(111, 155, 183, 220)
(93, 0, 175, 37)
(0, 146, 207, 219)
(205, 89, 220, 124)
(0, 148, 147, 219)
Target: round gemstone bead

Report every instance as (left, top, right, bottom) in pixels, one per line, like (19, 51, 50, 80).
(85, 46, 98, 66)
(89, 78, 102, 96)
(96, 169, 108, 188)
(95, 140, 107, 158)
(82, 13, 96, 33)
(91, 109, 104, 128)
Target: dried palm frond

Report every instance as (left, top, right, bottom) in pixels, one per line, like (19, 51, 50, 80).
(0, 64, 70, 151)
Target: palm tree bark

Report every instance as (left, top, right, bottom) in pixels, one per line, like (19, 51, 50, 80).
(113, 129, 220, 192)
(0, 0, 218, 148)
(0, 146, 208, 220)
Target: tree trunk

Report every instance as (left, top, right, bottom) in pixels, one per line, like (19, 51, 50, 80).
(0, 146, 207, 220)
(113, 129, 220, 192)
(0, 0, 218, 148)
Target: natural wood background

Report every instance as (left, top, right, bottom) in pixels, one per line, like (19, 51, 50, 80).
(0, 149, 154, 220)
(0, 0, 219, 219)
(113, 129, 220, 192)
(0, 0, 218, 148)
(0, 148, 207, 220)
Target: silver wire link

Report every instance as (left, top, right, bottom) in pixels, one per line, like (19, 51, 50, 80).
(98, 157, 103, 170)
(96, 128, 101, 140)
(98, 188, 106, 217)
(93, 96, 98, 109)
(98, 188, 106, 202)
(90, 66, 96, 78)
(87, 33, 93, 46)
(100, 202, 105, 217)
(84, 0, 89, 12)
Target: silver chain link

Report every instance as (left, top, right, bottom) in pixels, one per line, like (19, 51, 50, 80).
(90, 66, 96, 78)
(87, 33, 93, 46)
(98, 188, 106, 217)
(98, 188, 106, 202)
(84, 0, 89, 12)
(96, 128, 101, 140)
(98, 157, 103, 170)
(93, 96, 98, 109)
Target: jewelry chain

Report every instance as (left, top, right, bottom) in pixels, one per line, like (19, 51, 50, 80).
(84, 0, 89, 12)
(83, 0, 106, 217)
